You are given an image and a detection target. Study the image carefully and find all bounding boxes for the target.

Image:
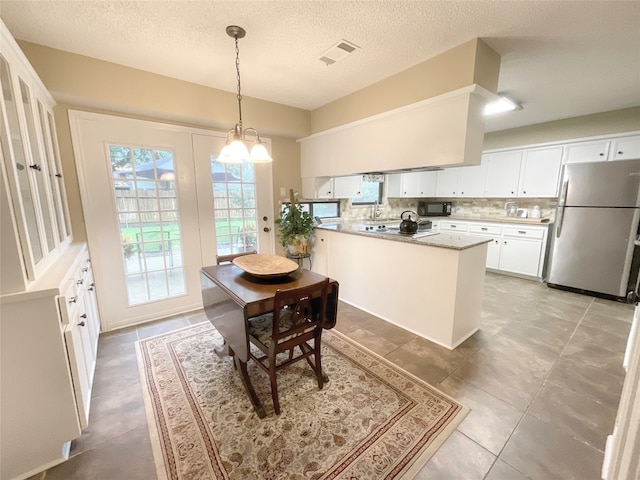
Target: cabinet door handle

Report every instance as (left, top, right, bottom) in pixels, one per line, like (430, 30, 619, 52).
(618, 151, 623, 155)
(77, 279, 84, 285)
(80, 314, 87, 319)
(481, 227, 488, 231)
(82, 267, 88, 272)
(518, 230, 526, 234)
(504, 241, 507, 245)
(599, 152, 605, 156)
(78, 321, 86, 327)
(55, 173, 63, 178)
(88, 287, 95, 291)
(29, 164, 42, 171)
(450, 225, 456, 228)
(69, 296, 77, 304)
(523, 190, 527, 194)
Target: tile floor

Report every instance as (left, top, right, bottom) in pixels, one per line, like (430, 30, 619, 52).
(30, 272, 634, 479)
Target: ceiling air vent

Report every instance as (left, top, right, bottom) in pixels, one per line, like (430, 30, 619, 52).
(319, 40, 359, 66)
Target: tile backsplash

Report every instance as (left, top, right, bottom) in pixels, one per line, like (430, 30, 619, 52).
(339, 197, 556, 222)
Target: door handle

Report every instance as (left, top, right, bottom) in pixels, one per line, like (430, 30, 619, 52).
(556, 177, 569, 238)
(263, 227, 271, 232)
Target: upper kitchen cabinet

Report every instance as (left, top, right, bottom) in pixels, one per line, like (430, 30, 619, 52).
(333, 175, 363, 198)
(518, 146, 563, 197)
(562, 139, 610, 163)
(302, 175, 362, 199)
(302, 176, 334, 199)
(0, 22, 71, 294)
(387, 171, 437, 198)
(435, 168, 459, 197)
(609, 134, 640, 161)
(484, 150, 523, 197)
(301, 86, 490, 178)
(458, 161, 488, 197)
(434, 160, 487, 198)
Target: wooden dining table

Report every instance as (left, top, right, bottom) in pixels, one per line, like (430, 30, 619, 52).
(199, 264, 339, 418)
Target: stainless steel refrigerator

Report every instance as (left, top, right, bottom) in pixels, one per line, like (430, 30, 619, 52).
(547, 159, 640, 301)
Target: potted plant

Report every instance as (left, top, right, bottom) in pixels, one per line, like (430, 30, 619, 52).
(276, 199, 314, 255)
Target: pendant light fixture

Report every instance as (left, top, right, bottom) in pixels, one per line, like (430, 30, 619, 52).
(217, 25, 272, 164)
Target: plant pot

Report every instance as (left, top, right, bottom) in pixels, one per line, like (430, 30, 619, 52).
(286, 235, 310, 255)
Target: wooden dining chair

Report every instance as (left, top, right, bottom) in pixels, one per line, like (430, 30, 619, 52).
(216, 250, 257, 265)
(247, 278, 330, 415)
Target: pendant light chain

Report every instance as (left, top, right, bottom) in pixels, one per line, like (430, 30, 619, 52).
(218, 25, 272, 163)
(235, 35, 243, 128)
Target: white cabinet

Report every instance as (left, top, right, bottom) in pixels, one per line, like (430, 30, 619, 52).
(438, 219, 548, 278)
(432, 157, 486, 198)
(562, 139, 610, 163)
(435, 169, 460, 197)
(439, 220, 469, 233)
(518, 146, 563, 197)
(303, 175, 362, 199)
(387, 171, 437, 198)
(458, 161, 488, 197)
(0, 22, 71, 295)
(498, 226, 546, 277)
(311, 229, 329, 276)
(609, 134, 640, 161)
(302, 176, 334, 199)
(1, 244, 100, 480)
(468, 223, 502, 269)
(484, 151, 522, 197)
(333, 175, 363, 198)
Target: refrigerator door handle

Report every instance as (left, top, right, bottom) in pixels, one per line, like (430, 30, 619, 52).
(556, 177, 569, 237)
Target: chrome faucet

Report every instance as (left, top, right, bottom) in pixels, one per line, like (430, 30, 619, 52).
(371, 201, 382, 220)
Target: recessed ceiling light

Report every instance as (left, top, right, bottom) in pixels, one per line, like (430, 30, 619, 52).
(484, 96, 522, 116)
(319, 40, 359, 66)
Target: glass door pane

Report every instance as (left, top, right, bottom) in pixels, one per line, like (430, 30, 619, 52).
(211, 159, 258, 255)
(0, 54, 43, 264)
(46, 110, 71, 237)
(110, 145, 185, 306)
(37, 101, 68, 242)
(19, 78, 55, 253)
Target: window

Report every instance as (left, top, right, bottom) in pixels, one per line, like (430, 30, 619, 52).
(352, 179, 383, 205)
(281, 201, 340, 219)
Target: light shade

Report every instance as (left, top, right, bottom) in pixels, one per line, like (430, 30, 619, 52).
(218, 137, 247, 164)
(484, 96, 521, 116)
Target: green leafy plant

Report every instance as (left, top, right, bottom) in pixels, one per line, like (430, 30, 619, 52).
(275, 200, 314, 253)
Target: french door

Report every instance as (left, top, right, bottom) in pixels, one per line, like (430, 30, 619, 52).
(69, 112, 274, 330)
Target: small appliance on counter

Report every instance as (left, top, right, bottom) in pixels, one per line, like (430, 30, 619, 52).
(417, 219, 432, 231)
(529, 205, 541, 218)
(504, 202, 518, 217)
(417, 201, 452, 217)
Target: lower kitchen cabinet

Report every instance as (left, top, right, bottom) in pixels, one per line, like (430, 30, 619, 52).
(445, 220, 549, 278)
(468, 223, 502, 270)
(499, 235, 544, 276)
(311, 229, 329, 276)
(0, 243, 100, 479)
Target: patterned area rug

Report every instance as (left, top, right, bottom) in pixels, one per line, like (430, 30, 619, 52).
(136, 323, 467, 479)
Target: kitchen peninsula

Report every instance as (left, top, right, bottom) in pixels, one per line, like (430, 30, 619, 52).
(313, 224, 490, 349)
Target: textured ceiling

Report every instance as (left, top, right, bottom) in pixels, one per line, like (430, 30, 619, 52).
(1, 0, 639, 133)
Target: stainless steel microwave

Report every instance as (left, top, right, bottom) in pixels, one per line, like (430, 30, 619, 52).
(417, 201, 452, 217)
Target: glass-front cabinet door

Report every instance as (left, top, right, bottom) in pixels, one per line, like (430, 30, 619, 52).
(0, 33, 71, 293)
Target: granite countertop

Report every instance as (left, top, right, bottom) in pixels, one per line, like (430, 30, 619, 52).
(315, 224, 491, 251)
